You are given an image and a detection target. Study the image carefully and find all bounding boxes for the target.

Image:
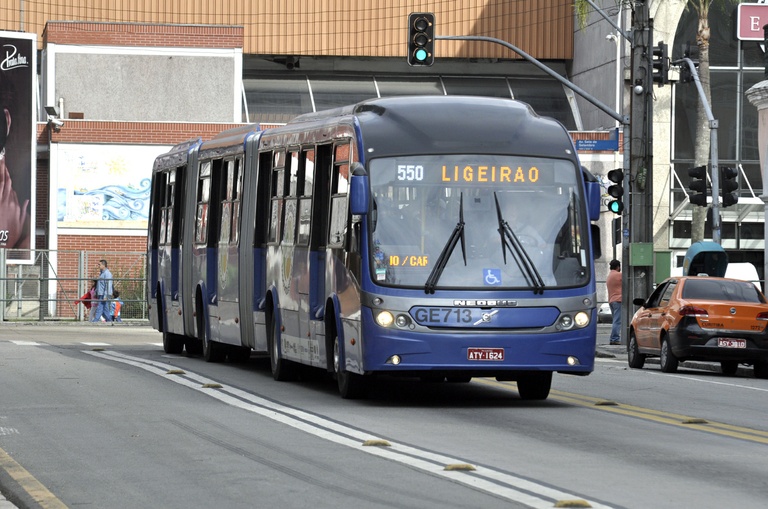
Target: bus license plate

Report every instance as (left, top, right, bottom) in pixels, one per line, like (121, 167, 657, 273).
(717, 338, 746, 348)
(468, 348, 504, 361)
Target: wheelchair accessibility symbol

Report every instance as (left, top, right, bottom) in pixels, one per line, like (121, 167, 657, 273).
(484, 268, 502, 285)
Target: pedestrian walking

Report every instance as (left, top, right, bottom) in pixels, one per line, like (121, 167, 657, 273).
(92, 259, 113, 322)
(607, 259, 622, 345)
(76, 279, 98, 321)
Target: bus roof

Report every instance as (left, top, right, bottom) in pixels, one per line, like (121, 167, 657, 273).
(285, 95, 576, 160)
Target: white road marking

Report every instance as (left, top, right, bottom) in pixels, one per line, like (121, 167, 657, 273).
(9, 341, 40, 346)
(84, 349, 614, 509)
(81, 342, 110, 346)
(646, 370, 768, 392)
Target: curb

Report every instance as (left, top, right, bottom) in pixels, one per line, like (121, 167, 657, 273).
(596, 344, 755, 376)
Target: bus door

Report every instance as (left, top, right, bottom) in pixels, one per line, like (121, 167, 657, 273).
(242, 148, 272, 352)
(192, 159, 222, 336)
(297, 145, 332, 360)
(216, 157, 243, 344)
(151, 166, 184, 330)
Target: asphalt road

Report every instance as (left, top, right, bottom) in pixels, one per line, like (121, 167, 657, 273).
(1, 322, 767, 509)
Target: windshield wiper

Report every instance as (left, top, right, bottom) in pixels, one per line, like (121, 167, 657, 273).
(424, 193, 467, 294)
(494, 193, 545, 294)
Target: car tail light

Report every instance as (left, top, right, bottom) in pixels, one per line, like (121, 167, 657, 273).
(757, 312, 768, 321)
(679, 305, 708, 317)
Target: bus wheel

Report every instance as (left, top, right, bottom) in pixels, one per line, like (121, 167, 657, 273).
(333, 333, 367, 399)
(159, 299, 184, 354)
(201, 324, 225, 363)
(162, 330, 185, 355)
(269, 314, 298, 381)
(516, 371, 552, 400)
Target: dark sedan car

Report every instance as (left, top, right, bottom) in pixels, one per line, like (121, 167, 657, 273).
(628, 276, 768, 377)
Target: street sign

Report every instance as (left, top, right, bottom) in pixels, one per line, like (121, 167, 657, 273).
(737, 3, 768, 41)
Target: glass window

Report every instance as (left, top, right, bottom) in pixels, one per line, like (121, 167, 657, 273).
(743, 72, 762, 162)
(310, 76, 378, 111)
(442, 77, 510, 98)
(376, 76, 444, 96)
(368, 155, 588, 289)
(243, 77, 312, 123)
(510, 79, 576, 130)
(682, 278, 764, 302)
(712, 71, 739, 160)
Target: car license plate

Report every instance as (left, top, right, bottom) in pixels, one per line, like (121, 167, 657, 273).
(717, 338, 746, 348)
(467, 348, 504, 361)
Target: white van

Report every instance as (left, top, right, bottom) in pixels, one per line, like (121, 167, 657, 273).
(724, 262, 762, 291)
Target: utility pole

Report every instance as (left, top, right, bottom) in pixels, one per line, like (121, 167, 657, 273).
(623, 2, 654, 344)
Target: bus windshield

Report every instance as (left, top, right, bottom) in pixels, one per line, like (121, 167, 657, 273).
(369, 155, 590, 290)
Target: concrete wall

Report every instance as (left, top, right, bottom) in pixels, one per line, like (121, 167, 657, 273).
(53, 52, 237, 122)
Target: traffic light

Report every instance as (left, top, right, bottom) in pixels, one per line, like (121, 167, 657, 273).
(408, 12, 435, 66)
(688, 165, 708, 207)
(606, 168, 624, 214)
(720, 166, 739, 207)
(651, 42, 669, 86)
(680, 42, 698, 84)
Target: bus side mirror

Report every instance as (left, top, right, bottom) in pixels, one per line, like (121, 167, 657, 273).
(591, 224, 602, 260)
(349, 162, 369, 216)
(585, 180, 600, 222)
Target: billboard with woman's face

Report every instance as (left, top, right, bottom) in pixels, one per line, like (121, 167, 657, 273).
(0, 31, 35, 261)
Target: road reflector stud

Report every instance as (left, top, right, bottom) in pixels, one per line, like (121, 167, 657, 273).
(682, 418, 708, 424)
(444, 463, 476, 471)
(554, 500, 592, 508)
(166, 369, 185, 375)
(92, 347, 105, 352)
(594, 400, 618, 406)
(202, 383, 223, 389)
(362, 439, 391, 447)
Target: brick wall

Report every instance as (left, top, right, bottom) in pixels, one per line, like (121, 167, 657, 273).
(43, 21, 243, 49)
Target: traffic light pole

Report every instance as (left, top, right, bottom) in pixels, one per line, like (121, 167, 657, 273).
(676, 57, 721, 243)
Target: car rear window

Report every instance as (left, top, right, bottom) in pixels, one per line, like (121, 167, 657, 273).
(681, 279, 765, 303)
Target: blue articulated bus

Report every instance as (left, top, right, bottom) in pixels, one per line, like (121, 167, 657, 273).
(148, 95, 603, 399)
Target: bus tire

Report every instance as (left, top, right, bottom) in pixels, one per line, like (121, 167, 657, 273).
(158, 297, 184, 354)
(268, 313, 298, 381)
(333, 333, 367, 399)
(516, 371, 552, 400)
(201, 317, 224, 363)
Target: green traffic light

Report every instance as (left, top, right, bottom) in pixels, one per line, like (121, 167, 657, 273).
(414, 48, 428, 62)
(608, 200, 623, 214)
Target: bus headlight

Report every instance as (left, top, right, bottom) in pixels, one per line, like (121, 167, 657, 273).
(376, 310, 395, 327)
(574, 311, 590, 327)
(558, 315, 574, 330)
(395, 314, 411, 328)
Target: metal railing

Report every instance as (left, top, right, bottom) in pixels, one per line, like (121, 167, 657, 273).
(1, 249, 147, 322)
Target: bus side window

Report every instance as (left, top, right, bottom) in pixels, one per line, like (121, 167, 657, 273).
(194, 161, 211, 244)
(149, 171, 165, 250)
(268, 150, 286, 244)
(297, 149, 314, 246)
(328, 147, 349, 248)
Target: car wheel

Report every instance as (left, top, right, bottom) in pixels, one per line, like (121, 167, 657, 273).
(268, 313, 298, 381)
(720, 361, 739, 376)
(627, 330, 646, 369)
(753, 361, 768, 379)
(659, 336, 678, 373)
(516, 371, 552, 400)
